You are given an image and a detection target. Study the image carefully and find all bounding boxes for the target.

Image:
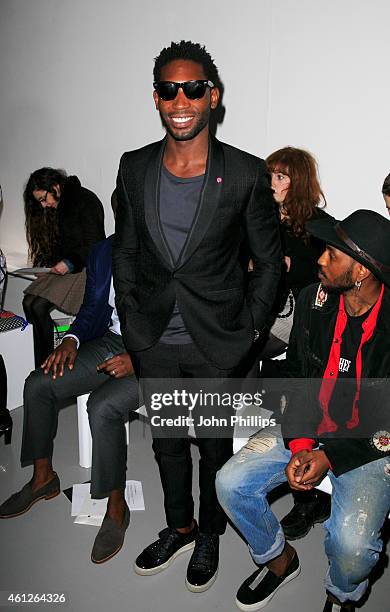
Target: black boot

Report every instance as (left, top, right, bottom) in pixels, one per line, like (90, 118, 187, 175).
(323, 591, 355, 611)
(281, 489, 331, 540)
(0, 354, 12, 445)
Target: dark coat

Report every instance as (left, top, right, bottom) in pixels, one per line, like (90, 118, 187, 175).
(280, 208, 332, 298)
(57, 176, 105, 272)
(113, 134, 282, 369)
(282, 283, 390, 475)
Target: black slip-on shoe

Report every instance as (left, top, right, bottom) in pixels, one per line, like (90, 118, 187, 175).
(134, 521, 198, 576)
(91, 504, 130, 564)
(236, 553, 300, 611)
(323, 592, 356, 611)
(185, 532, 219, 593)
(281, 491, 331, 540)
(0, 474, 60, 519)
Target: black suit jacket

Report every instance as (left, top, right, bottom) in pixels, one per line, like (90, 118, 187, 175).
(113, 134, 281, 369)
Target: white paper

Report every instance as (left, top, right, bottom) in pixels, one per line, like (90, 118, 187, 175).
(125, 480, 145, 511)
(74, 515, 102, 526)
(71, 482, 91, 516)
(72, 480, 144, 526)
(74, 495, 107, 526)
(13, 267, 51, 275)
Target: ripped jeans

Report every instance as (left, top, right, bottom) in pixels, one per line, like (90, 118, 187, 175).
(216, 432, 390, 603)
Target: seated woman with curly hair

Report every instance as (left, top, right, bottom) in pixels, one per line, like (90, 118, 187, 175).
(23, 167, 105, 366)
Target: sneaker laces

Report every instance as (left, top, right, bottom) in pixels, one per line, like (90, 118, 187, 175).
(147, 528, 184, 560)
(190, 533, 218, 570)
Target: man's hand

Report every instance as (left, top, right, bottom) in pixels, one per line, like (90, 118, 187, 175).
(285, 450, 314, 491)
(286, 449, 330, 490)
(50, 260, 70, 275)
(294, 449, 330, 486)
(96, 352, 134, 378)
(41, 337, 78, 378)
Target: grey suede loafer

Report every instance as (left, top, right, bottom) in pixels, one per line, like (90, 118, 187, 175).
(0, 474, 61, 519)
(91, 504, 130, 564)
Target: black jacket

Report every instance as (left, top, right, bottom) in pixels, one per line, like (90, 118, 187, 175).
(57, 176, 105, 272)
(282, 283, 390, 475)
(280, 208, 332, 298)
(113, 135, 282, 369)
(267, 209, 333, 322)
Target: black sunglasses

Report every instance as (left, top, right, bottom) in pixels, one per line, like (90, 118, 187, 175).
(153, 80, 214, 101)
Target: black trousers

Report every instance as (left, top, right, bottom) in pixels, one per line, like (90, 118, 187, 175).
(132, 342, 241, 535)
(23, 294, 55, 368)
(21, 331, 139, 498)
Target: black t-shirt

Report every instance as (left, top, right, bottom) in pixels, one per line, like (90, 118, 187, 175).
(328, 306, 373, 429)
(158, 166, 204, 344)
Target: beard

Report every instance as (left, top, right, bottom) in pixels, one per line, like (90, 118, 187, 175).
(159, 106, 210, 141)
(320, 266, 356, 295)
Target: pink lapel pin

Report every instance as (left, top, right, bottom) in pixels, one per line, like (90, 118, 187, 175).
(216, 177, 222, 184)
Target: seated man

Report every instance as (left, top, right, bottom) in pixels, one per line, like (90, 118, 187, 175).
(216, 210, 390, 611)
(0, 235, 139, 564)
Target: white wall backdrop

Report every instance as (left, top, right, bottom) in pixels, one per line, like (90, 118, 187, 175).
(0, 0, 389, 260)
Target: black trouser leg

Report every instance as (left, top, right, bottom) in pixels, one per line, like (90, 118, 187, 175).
(197, 437, 233, 534)
(152, 436, 194, 529)
(23, 294, 55, 367)
(0, 354, 12, 441)
(0, 355, 7, 414)
(134, 342, 236, 534)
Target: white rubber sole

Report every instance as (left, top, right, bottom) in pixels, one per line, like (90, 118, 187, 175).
(235, 564, 301, 611)
(185, 569, 218, 593)
(134, 541, 195, 576)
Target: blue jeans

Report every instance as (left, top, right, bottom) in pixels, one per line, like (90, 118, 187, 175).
(216, 433, 390, 603)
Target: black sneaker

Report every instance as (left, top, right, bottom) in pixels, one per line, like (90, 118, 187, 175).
(323, 593, 355, 611)
(281, 490, 331, 540)
(236, 553, 300, 611)
(185, 532, 219, 593)
(134, 521, 198, 575)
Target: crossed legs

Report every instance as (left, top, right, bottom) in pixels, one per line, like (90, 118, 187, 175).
(216, 432, 390, 605)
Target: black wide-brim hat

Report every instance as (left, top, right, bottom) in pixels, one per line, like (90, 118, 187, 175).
(306, 209, 390, 287)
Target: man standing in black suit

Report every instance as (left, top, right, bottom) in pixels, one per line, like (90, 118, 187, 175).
(113, 40, 281, 592)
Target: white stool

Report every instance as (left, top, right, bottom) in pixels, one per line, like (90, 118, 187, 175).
(0, 324, 34, 410)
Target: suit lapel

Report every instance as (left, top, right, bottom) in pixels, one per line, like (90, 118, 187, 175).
(144, 137, 175, 268)
(176, 134, 224, 268)
(144, 134, 225, 270)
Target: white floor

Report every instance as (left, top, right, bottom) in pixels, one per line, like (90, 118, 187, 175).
(0, 405, 388, 612)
